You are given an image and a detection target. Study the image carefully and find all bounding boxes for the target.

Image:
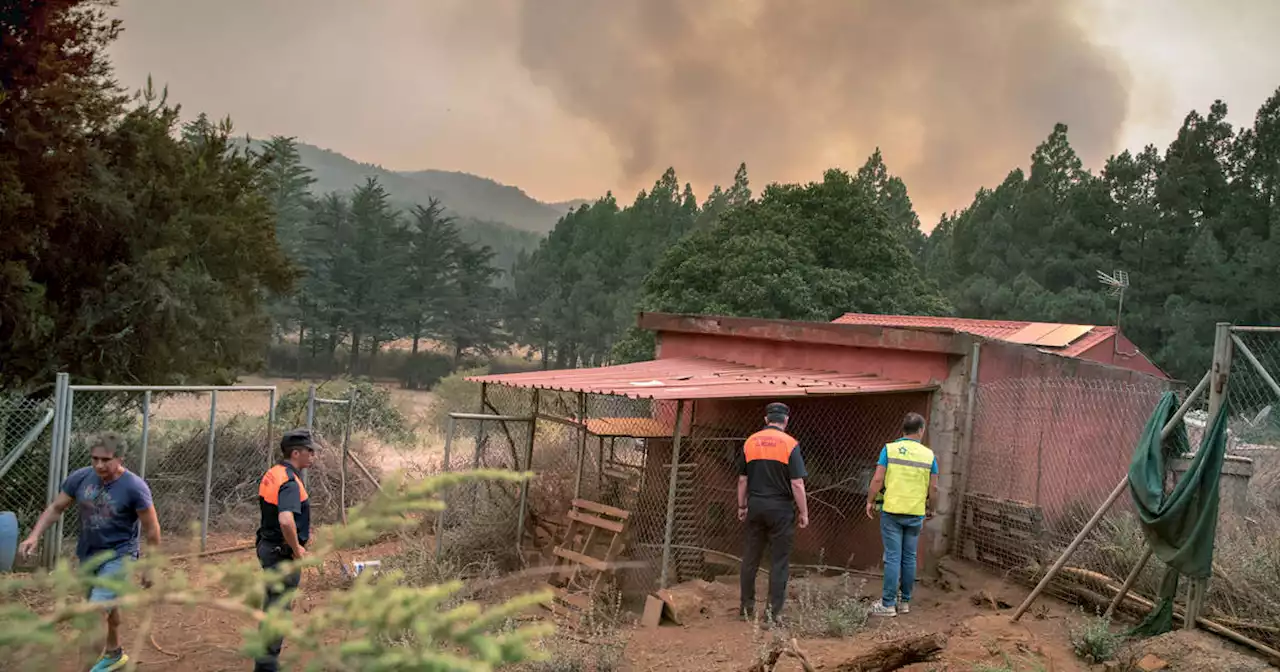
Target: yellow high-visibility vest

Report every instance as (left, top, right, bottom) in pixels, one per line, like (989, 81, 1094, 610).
(880, 439, 934, 516)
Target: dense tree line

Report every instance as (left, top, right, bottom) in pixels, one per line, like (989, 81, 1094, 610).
(1, 1, 507, 393)
(511, 91, 1280, 384)
(1, 1, 293, 393)
(924, 93, 1280, 382)
(259, 138, 506, 383)
(511, 153, 944, 366)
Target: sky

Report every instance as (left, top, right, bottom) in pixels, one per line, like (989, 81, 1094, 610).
(107, 0, 1280, 227)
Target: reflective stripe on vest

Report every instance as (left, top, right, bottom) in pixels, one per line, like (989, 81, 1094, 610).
(881, 439, 933, 516)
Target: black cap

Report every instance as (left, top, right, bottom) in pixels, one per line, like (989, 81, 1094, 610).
(281, 428, 319, 452)
(765, 402, 790, 416)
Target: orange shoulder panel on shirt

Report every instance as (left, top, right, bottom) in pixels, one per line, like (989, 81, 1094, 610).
(258, 465, 287, 504)
(744, 429, 797, 464)
(297, 476, 309, 502)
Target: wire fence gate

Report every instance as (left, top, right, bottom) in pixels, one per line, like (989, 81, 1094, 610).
(963, 323, 1280, 654)
(0, 375, 369, 570)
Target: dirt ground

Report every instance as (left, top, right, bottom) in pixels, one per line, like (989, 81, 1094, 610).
(33, 531, 1277, 672)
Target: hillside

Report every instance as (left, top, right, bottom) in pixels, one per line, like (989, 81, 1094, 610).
(246, 139, 569, 234)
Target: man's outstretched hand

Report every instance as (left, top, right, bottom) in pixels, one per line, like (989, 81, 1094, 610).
(18, 536, 38, 557)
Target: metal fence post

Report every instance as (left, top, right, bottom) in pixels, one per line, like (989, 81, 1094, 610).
(659, 400, 687, 590)
(515, 390, 539, 561)
(139, 391, 151, 479)
(472, 384, 487, 509)
(573, 391, 587, 499)
(1182, 322, 1233, 630)
(340, 387, 355, 525)
(43, 373, 69, 569)
(266, 387, 277, 470)
(53, 386, 75, 560)
(201, 391, 218, 552)
(303, 384, 316, 488)
(435, 415, 456, 560)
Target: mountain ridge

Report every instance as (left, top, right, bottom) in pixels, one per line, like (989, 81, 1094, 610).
(248, 139, 578, 234)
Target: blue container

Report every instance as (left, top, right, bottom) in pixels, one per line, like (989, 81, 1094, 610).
(0, 511, 17, 573)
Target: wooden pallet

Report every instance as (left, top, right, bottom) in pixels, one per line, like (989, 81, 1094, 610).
(959, 493, 1046, 570)
(545, 498, 631, 626)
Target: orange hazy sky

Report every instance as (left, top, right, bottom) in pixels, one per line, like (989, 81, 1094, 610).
(107, 0, 1280, 226)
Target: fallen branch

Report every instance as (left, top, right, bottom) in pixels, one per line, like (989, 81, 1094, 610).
(743, 638, 815, 672)
(831, 632, 947, 672)
(171, 543, 256, 562)
(347, 451, 381, 489)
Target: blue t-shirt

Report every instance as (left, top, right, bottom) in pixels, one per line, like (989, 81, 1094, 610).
(61, 467, 154, 561)
(876, 441, 939, 474)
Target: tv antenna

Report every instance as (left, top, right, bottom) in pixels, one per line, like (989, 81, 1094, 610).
(1097, 269, 1130, 354)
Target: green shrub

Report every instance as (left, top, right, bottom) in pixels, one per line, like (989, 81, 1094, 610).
(1069, 614, 1121, 663)
(425, 368, 487, 435)
(789, 574, 870, 638)
(274, 378, 413, 445)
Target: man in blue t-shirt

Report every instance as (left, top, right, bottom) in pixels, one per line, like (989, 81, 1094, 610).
(20, 432, 161, 672)
(864, 413, 938, 617)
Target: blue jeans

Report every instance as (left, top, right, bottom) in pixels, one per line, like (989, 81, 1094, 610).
(879, 512, 924, 607)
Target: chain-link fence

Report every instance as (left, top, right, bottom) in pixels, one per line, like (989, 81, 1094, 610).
(0, 375, 376, 568)
(437, 381, 936, 603)
(960, 376, 1173, 589)
(981, 325, 1280, 650)
(0, 392, 55, 562)
(55, 384, 278, 556)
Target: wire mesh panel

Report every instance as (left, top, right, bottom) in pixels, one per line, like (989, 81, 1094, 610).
(0, 393, 55, 563)
(306, 393, 355, 527)
(961, 377, 1170, 583)
(61, 388, 276, 551)
(435, 412, 530, 571)
(1208, 329, 1280, 645)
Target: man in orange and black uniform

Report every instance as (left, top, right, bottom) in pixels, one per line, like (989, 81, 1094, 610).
(736, 402, 809, 624)
(253, 428, 317, 672)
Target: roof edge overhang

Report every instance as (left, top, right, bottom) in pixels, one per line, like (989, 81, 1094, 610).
(467, 356, 941, 401)
(637, 312, 971, 356)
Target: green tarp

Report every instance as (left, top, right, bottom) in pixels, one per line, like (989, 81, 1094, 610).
(1127, 391, 1229, 636)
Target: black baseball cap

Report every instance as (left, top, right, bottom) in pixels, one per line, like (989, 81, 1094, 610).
(765, 402, 790, 416)
(281, 428, 319, 452)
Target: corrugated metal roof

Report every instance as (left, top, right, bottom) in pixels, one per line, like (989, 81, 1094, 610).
(467, 357, 936, 400)
(833, 313, 1117, 357)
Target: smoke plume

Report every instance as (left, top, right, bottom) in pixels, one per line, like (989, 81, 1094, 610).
(504, 0, 1130, 220)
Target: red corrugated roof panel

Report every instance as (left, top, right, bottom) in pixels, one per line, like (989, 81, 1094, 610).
(467, 357, 936, 400)
(833, 313, 1032, 340)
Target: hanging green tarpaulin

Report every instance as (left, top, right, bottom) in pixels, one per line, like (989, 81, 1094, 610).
(1127, 391, 1229, 636)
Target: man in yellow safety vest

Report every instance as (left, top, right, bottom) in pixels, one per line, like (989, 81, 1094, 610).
(864, 412, 937, 617)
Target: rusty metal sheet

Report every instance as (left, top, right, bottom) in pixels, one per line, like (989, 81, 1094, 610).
(466, 357, 933, 400)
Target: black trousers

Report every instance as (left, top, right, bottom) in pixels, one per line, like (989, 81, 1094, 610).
(740, 503, 796, 620)
(254, 542, 302, 672)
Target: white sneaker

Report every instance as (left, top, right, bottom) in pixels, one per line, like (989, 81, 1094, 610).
(870, 602, 897, 617)
(897, 602, 910, 614)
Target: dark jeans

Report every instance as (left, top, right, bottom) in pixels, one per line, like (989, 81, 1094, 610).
(740, 503, 796, 620)
(254, 542, 302, 672)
